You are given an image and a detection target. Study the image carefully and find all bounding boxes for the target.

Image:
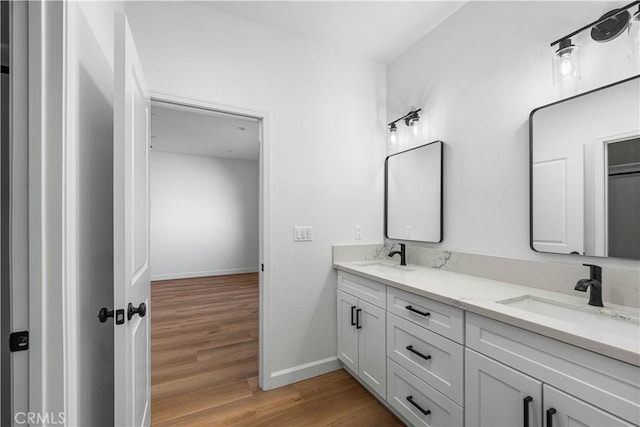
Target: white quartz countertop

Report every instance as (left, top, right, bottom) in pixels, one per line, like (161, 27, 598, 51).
(334, 260, 640, 366)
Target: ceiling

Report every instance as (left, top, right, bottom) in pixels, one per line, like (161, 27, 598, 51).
(196, 1, 467, 63)
(150, 102, 260, 161)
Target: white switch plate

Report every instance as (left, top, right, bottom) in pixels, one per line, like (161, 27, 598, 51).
(355, 225, 363, 240)
(293, 226, 313, 242)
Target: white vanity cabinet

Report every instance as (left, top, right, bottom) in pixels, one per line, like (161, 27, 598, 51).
(465, 348, 543, 427)
(335, 266, 640, 427)
(337, 272, 387, 398)
(466, 313, 640, 427)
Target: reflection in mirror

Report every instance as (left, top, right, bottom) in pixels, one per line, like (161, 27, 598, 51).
(530, 75, 640, 260)
(386, 141, 443, 243)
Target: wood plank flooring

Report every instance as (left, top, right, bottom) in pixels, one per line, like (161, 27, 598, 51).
(151, 273, 403, 426)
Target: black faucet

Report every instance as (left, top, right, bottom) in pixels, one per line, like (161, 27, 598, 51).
(574, 263, 604, 307)
(388, 243, 406, 266)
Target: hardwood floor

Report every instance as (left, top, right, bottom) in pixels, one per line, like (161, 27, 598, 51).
(151, 273, 403, 426)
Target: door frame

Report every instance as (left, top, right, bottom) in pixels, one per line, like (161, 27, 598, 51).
(26, 0, 69, 423)
(587, 129, 640, 257)
(148, 91, 272, 391)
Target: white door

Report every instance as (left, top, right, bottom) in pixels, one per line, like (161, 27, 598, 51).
(532, 145, 584, 254)
(358, 299, 386, 398)
(337, 290, 359, 372)
(113, 12, 151, 427)
(543, 385, 634, 427)
(465, 349, 542, 427)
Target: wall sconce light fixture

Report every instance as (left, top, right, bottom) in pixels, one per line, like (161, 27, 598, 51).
(388, 108, 422, 142)
(389, 122, 398, 144)
(550, 0, 639, 86)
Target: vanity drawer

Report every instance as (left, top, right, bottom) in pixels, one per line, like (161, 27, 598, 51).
(387, 286, 464, 343)
(337, 271, 386, 308)
(466, 313, 640, 426)
(387, 359, 463, 427)
(387, 313, 463, 405)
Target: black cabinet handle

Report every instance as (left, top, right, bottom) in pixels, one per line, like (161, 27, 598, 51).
(406, 305, 430, 317)
(127, 302, 147, 321)
(546, 408, 556, 427)
(523, 396, 533, 427)
(356, 308, 362, 329)
(350, 306, 356, 326)
(406, 345, 431, 360)
(406, 396, 431, 416)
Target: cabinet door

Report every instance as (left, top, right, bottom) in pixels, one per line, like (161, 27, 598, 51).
(358, 299, 386, 398)
(544, 385, 635, 427)
(466, 349, 542, 427)
(337, 290, 359, 372)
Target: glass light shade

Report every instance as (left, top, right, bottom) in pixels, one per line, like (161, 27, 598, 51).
(629, 9, 640, 58)
(553, 42, 581, 86)
(389, 129, 398, 145)
(409, 118, 419, 136)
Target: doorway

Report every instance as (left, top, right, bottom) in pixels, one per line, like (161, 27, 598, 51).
(607, 137, 640, 259)
(148, 99, 262, 423)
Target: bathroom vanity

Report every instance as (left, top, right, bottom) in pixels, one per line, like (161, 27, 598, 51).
(334, 260, 640, 427)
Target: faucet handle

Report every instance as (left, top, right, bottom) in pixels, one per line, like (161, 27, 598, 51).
(582, 263, 602, 279)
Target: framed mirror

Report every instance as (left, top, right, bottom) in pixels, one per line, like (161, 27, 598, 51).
(385, 141, 443, 243)
(530, 75, 640, 260)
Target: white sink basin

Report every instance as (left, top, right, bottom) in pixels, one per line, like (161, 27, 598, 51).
(353, 261, 415, 273)
(498, 295, 640, 343)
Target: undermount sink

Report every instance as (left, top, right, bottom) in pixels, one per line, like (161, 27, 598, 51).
(498, 295, 640, 343)
(353, 261, 415, 273)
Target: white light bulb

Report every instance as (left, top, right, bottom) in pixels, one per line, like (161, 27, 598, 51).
(389, 130, 397, 145)
(552, 40, 581, 87)
(411, 121, 419, 136)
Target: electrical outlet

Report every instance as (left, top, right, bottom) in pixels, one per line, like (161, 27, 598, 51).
(355, 225, 363, 240)
(293, 226, 313, 242)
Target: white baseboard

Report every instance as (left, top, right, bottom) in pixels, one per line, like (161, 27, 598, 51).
(150, 267, 259, 281)
(269, 356, 341, 389)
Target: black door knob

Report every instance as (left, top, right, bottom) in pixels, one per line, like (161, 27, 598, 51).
(98, 307, 125, 325)
(97, 307, 114, 323)
(128, 302, 147, 321)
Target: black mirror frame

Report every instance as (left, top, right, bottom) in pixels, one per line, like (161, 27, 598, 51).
(384, 140, 444, 244)
(528, 74, 640, 258)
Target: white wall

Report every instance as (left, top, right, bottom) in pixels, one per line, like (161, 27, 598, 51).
(150, 151, 259, 280)
(125, 1, 386, 386)
(387, 1, 640, 278)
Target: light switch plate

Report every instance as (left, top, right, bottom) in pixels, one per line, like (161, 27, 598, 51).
(293, 226, 313, 242)
(355, 225, 363, 240)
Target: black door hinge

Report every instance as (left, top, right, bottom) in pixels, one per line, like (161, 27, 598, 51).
(261, 264, 264, 272)
(9, 331, 29, 352)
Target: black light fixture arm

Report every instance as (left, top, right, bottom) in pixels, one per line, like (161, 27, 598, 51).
(388, 108, 422, 127)
(550, 0, 639, 47)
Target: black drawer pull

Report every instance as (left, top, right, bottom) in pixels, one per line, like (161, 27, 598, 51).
(350, 306, 356, 326)
(356, 308, 362, 329)
(406, 396, 431, 416)
(523, 396, 532, 427)
(406, 345, 431, 360)
(406, 305, 430, 317)
(546, 408, 557, 427)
